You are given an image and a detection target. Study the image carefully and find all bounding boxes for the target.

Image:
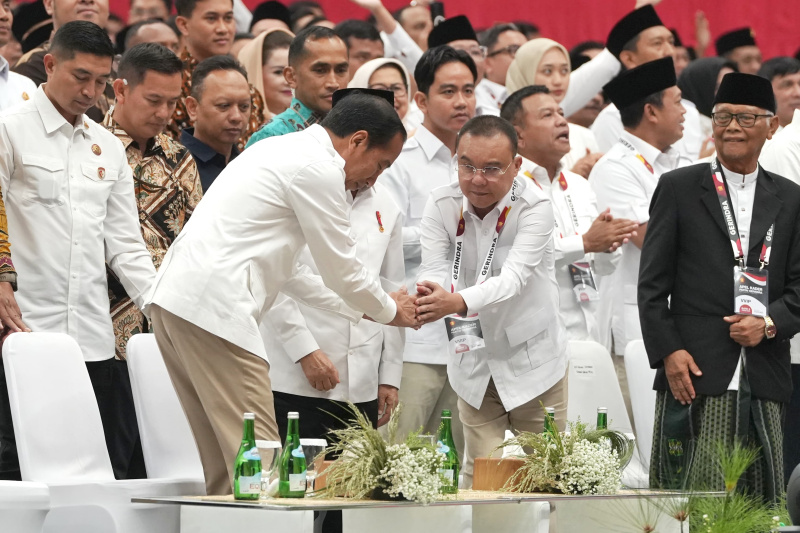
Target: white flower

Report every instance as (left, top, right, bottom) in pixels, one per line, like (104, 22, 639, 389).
(556, 439, 620, 495)
(377, 444, 443, 504)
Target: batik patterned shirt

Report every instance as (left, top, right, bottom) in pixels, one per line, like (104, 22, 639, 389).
(245, 97, 323, 148)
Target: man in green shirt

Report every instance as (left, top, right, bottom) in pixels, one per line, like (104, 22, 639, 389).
(246, 25, 349, 147)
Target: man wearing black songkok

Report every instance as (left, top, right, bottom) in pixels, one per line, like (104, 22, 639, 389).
(640, 73, 798, 502)
(716, 27, 762, 75)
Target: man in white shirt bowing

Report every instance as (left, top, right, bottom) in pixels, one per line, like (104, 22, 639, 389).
(414, 115, 569, 487)
(149, 90, 418, 496)
(500, 85, 637, 342)
(381, 45, 477, 457)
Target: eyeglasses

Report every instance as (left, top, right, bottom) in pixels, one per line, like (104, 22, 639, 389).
(368, 83, 407, 98)
(465, 46, 488, 60)
(711, 112, 773, 128)
(457, 161, 514, 181)
(487, 44, 521, 58)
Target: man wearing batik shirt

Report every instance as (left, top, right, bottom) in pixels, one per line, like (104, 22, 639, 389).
(167, 0, 265, 152)
(246, 25, 348, 146)
(104, 43, 203, 363)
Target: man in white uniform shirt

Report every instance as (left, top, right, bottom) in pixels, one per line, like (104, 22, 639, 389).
(501, 85, 637, 341)
(590, 57, 691, 413)
(0, 0, 35, 111)
(475, 23, 527, 116)
(149, 91, 418, 496)
(414, 116, 568, 487)
(0, 22, 156, 480)
(381, 45, 477, 455)
(590, 5, 702, 162)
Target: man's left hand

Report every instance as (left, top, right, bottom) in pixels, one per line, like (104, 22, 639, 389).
(415, 281, 467, 324)
(723, 315, 766, 347)
(377, 384, 399, 427)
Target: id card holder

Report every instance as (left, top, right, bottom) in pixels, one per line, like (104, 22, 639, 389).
(733, 266, 769, 317)
(568, 262, 599, 303)
(444, 315, 486, 356)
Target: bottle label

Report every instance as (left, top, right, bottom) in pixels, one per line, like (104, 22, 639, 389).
(289, 472, 307, 492)
(436, 441, 451, 454)
(291, 447, 305, 458)
(243, 447, 261, 461)
(439, 468, 454, 483)
(238, 472, 262, 495)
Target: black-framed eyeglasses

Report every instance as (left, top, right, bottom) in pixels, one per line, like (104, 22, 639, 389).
(457, 161, 514, 181)
(711, 112, 773, 128)
(368, 83, 408, 98)
(487, 44, 521, 58)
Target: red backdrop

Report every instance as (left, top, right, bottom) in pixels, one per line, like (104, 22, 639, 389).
(109, 0, 800, 60)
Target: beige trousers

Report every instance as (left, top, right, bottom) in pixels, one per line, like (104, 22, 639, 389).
(392, 362, 464, 461)
(151, 306, 279, 496)
(459, 374, 569, 488)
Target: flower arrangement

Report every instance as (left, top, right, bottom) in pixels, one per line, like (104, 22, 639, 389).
(319, 403, 444, 504)
(497, 418, 633, 495)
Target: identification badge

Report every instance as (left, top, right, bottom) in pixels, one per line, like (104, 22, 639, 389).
(733, 266, 769, 317)
(445, 315, 485, 356)
(568, 262, 599, 302)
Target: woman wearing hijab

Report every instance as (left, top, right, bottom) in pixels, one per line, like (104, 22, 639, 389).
(678, 57, 738, 152)
(348, 58, 413, 132)
(506, 38, 604, 177)
(238, 28, 295, 120)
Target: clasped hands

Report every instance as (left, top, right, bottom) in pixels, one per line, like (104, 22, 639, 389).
(381, 283, 465, 328)
(664, 314, 766, 405)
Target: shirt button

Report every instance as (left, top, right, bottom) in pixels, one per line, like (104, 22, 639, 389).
(483, 230, 489, 236)
(741, 207, 746, 211)
(73, 241, 78, 245)
(348, 350, 354, 356)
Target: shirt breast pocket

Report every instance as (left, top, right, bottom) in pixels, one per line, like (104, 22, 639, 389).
(505, 308, 557, 376)
(19, 153, 65, 207)
(364, 233, 391, 274)
(80, 162, 119, 218)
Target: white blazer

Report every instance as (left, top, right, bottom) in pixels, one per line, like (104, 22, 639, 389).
(147, 125, 397, 360)
(417, 178, 569, 411)
(262, 184, 406, 403)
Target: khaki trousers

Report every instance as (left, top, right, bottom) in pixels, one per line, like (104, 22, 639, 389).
(151, 306, 279, 495)
(392, 362, 464, 462)
(459, 374, 569, 488)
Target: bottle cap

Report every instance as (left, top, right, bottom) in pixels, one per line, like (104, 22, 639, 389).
(244, 413, 255, 420)
(597, 407, 607, 413)
(545, 407, 555, 414)
(288, 412, 299, 419)
(441, 409, 452, 418)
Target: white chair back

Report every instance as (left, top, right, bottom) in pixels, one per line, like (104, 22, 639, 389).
(0, 481, 49, 533)
(566, 340, 633, 434)
(126, 334, 204, 484)
(2, 332, 115, 483)
(624, 340, 657, 469)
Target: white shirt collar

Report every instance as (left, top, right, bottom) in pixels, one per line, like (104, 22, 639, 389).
(477, 78, 507, 102)
(33, 85, 90, 136)
(305, 124, 346, 169)
(788, 109, 800, 132)
(414, 124, 450, 162)
(0, 56, 8, 82)
(620, 130, 664, 166)
(720, 161, 759, 187)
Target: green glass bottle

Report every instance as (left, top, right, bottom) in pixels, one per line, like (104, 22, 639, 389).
(436, 409, 459, 494)
(596, 407, 608, 430)
(544, 407, 557, 437)
(233, 412, 262, 500)
(278, 411, 307, 498)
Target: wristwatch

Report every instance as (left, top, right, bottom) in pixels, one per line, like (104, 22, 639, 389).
(764, 316, 777, 340)
(0, 272, 17, 292)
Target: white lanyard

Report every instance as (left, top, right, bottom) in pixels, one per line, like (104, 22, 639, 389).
(449, 180, 519, 293)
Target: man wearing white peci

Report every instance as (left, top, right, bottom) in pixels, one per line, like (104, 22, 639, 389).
(148, 90, 418, 496)
(413, 115, 569, 487)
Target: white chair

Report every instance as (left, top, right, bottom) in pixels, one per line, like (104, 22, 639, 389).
(2, 332, 192, 533)
(566, 340, 648, 487)
(0, 480, 49, 533)
(126, 334, 205, 495)
(624, 340, 658, 476)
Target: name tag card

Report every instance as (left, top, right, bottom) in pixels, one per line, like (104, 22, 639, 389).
(445, 316, 486, 356)
(568, 262, 599, 303)
(733, 266, 769, 317)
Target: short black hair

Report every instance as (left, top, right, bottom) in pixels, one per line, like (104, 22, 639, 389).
(414, 45, 477, 95)
(118, 42, 182, 87)
(175, 0, 232, 18)
(500, 85, 550, 125)
(50, 20, 115, 60)
(334, 19, 381, 46)
(758, 56, 800, 83)
(512, 20, 539, 40)
(480, 23, 519, 51)
(288, 25, 342, 66)
(570, 40, 604, 58)
(234, 32, 254, 41)
(190, 54, 248, 99)
(124, 18, 178, 51)
(262, 29, 293, 64)
(130, 0, 172, 14)
(321, 92, 406, 147)
(619, 90, 665, 129)
(456, 115, 518, 155)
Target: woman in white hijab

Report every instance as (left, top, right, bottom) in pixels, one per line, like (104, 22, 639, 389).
(506, 38, 602, 177)
(348, 58, 414, 132)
